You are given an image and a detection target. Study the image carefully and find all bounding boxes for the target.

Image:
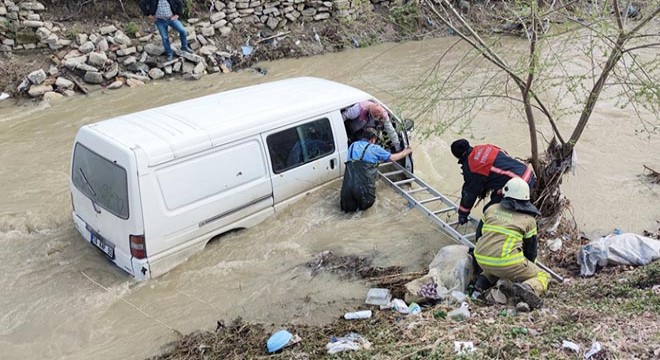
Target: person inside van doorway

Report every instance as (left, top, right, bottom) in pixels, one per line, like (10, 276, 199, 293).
(139, 0, 193, 61)
(340, 128, 412, 212)
(341, 101, 402, 151)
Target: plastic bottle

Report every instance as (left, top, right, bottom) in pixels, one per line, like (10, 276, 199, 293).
(343, 310, 372, 320)
(408, 302, 421, 315)
(447, 301, 470, 320)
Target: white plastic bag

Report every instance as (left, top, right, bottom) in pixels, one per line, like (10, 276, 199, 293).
(405, 245, 474, 302)
(578, 233, 660, 276)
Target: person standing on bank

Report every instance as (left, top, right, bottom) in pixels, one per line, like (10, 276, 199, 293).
(340, 128, 412, 212)
(139, 0, 192, 61)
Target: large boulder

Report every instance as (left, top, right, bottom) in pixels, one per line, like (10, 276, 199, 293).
(144, 43, 164, 56)
(79, 41, 95, 54)
(99, 25, 117, 35)
(42, 91, 64, 103)
(113, 30, 132, 46)
(104, 62, 119, 79)
(28, 84, 53, 97)
(55, 77, 74, 89)
(27, 69, 47, 85)
(19, 2, 46, 11)
(87, 52, 108, 67)
(148, 68, 165, 79)
(83, 71, 104, 84)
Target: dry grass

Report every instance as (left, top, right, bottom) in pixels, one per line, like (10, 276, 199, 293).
(150, 245, 660, 360)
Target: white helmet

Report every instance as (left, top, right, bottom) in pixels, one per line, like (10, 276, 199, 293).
(503, 177, 530, 201)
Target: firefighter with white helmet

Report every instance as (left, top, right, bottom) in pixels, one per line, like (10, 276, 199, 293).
(473, 177, 549, 309)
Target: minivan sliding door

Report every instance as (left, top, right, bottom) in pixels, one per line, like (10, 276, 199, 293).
(264, 117, 340, 204)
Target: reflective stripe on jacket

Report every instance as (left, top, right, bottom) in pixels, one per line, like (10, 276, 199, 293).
(474, 203, 537, 267)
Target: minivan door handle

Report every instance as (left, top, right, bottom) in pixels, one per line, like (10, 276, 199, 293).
(330, 158, 336, 169)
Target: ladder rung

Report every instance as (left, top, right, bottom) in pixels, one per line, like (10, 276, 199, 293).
(433, 207, 456, 215)
(394, 178, 415, 186)
(464, 232, 476, 239)
(406, 187, 428, 194)
(380, 170, 404, 177)
(447, 220, 460, 226)
(419, 196, 442, 205)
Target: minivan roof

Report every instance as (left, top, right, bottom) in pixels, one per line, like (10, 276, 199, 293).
(84, 77, 372, 166)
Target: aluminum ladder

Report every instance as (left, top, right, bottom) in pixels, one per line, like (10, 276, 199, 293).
(378, 161, 564, 283)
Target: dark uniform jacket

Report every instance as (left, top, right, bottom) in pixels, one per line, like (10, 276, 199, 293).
(458, 144, 534, 216)
(139, 0, 183, 16)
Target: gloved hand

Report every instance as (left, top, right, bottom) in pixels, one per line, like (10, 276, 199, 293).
(458, 211, 470, 225)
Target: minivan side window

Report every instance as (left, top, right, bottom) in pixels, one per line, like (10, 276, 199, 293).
(72, 143, 129, 219)
(267, 118, 335, 174)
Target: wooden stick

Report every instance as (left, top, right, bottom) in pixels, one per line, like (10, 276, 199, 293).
(257, 31, 291, 43)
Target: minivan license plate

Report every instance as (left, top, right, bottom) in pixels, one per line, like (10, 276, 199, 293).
(91, 233, 115, 259)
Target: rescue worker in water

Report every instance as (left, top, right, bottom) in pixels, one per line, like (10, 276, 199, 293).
(340, 128, 412, 212)
(473, 177, 549, 309)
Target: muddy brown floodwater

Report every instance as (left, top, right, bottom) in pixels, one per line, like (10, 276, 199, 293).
(0, 37, 658, 360)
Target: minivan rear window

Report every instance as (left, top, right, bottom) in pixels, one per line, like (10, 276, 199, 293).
(72, 143, 129, 219)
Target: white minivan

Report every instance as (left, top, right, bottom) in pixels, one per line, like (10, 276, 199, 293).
(70, 77, 412, 280)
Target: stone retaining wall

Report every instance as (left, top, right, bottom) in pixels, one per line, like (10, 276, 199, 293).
(0, 0, 406, 99)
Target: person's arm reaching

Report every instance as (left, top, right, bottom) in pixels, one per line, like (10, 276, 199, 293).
(388, 147, 412, 162)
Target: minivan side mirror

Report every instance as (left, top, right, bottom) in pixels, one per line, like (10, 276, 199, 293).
(404, 119, 414, 132)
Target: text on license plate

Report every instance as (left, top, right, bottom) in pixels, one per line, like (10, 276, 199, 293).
(91, 233, 115, 259)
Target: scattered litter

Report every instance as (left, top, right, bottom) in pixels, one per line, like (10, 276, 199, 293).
(391, 299, 409, 314)
(326, 333, 371, 354)
(562, 340, 581, 353)
(454, 341, 475, 355)
(451, 290, 468, 303)
(547, 238, 563, 252)
(266, 329, 293, 353)
(405, 245, 474, 303)
(343, 310, 372, 320)
(365, 288, 391, 306)
(351, 37, 360, 48)
(584, 341, 602, 359)
(652, 285, 660, 295)
(0, 92, 10, 101)
(577, 233, 660, 276)
(241, 45, 253, 56)
(408, 302, 421, 315)
(447, 301, 470, 321)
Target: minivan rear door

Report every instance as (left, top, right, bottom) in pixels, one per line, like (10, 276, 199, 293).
(71, 130, 143, 277)
(263, 115, 342, 205)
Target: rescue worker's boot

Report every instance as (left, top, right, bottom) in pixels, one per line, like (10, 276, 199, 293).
(500, 281, 543, 310)
(512, 283, 543, 309)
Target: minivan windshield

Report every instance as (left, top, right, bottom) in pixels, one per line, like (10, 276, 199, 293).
(72, 143, 129, 219)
